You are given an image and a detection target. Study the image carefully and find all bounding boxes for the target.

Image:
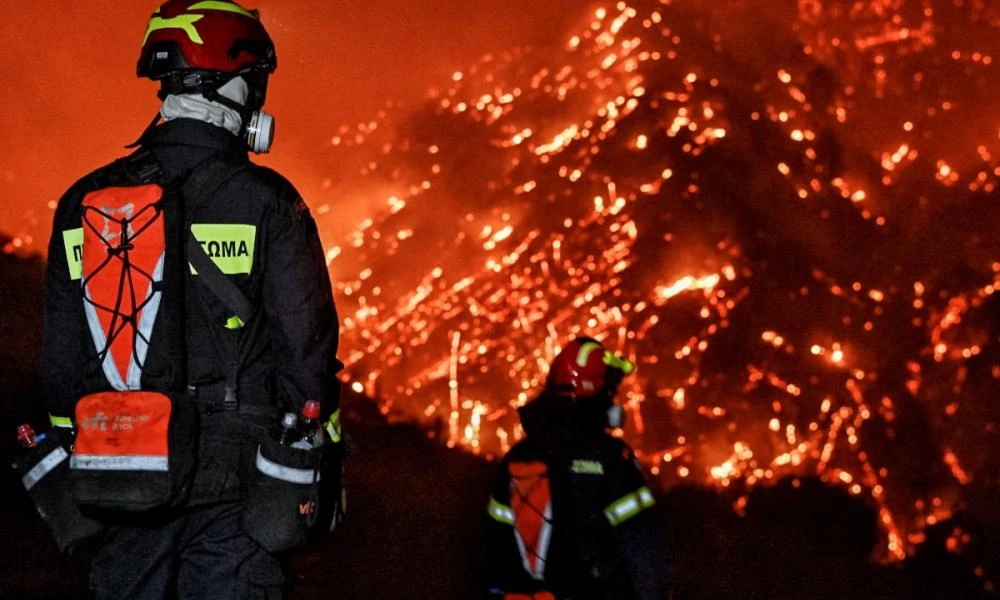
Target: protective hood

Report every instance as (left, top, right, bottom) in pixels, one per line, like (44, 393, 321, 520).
(161, 76, 248, 137)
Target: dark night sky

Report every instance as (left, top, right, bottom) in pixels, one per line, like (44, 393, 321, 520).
(0, 0, 584, 250)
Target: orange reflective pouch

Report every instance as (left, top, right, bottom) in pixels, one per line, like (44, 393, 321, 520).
(70, 391, 198, 512)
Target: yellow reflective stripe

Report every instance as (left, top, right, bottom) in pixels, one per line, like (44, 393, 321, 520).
(226, 316, 245, 330)
(488, 497, 515, 525)
(189, 1, 259, 20)
(638, 486, 655, 508)
(63, 228, 84, 281)
(325, 409, 342, 443)
(190, 224, 257, 275)
(143, 14, 206, 46)
(49, 414, 74, 429)
(603, 351, 635, 374)
(576, 341, 604, 367)
(604, 486, 655, 526)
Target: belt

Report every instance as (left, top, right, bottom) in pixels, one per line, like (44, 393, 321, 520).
(187, 381, 279, 418)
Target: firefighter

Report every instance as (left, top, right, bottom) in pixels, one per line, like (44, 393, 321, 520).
(40, 1, 341, 598)
(485, 338, 672, 600)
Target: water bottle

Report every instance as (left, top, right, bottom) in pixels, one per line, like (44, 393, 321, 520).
(294, 401, 324, 450)
(273, 412, 301, 447)
(17, 424, 38, 449)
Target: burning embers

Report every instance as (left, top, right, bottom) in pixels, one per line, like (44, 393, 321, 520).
(319, 0, 997, 563)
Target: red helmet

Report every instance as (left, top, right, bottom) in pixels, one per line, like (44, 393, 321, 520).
(545, 338, 635, 399)
(138, 0, 276, 81)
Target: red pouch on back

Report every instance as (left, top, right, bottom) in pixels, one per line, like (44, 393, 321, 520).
(71, 391, 197, 512)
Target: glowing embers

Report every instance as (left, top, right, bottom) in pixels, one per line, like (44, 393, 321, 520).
(317, 0, 999, 565)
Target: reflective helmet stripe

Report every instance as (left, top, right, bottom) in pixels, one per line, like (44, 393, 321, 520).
(575, 341, 604, 367)
(602, 350, 635, 374)
(143, 14, 206, 46)
(189, 1, 259, 20)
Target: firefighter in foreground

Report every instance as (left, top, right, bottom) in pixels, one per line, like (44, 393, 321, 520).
(485, 338, 673, 599)
(39, 1, 341, 598)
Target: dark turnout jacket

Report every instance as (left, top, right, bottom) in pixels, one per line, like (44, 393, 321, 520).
(485, 429, 672, 600)
(41, 118, 341, 503)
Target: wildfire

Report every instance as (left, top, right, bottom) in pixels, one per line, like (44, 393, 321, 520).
(323, 0, 997, 565)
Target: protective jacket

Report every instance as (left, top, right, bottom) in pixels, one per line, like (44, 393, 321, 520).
(41, 118, 341, 504)
(485, 427, 672, 600)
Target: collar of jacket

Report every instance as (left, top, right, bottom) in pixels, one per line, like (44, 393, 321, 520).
(140, 118, 248, 156)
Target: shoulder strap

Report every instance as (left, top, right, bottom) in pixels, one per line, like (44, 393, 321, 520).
(182, 159, 255, 324)
(182, 159, 256, 412)
(186, 237, 255, 326)
(89, 148, 165, 190)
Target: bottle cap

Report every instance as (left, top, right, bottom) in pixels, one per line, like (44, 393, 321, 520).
(17, 424, 35, 446)
(302, 400, 321, 421)
(281, 412, 298, 429)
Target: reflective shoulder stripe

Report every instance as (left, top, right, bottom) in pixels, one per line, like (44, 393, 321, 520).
(488, 496, 515, 525)
(70, 454, 169, 472)
(22, 447, 69, 491)
(49, 414, 74, 429)
(325, 409, 342, 444)
(255, 448, 319, 484)
(604, 486, 656, 526)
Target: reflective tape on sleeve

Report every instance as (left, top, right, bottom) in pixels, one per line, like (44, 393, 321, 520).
(255, 448, 320, 484)
(49, 414, 74, 429)
(21, 447, 69, 491)
(325, 409, 342, 444)
(69, 454, 169, 472)
(604, 486, 656, 526)
(488, 497, 515, 525)
(638, 486, 656, 508)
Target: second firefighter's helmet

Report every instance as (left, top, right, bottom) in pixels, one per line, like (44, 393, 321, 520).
(545, 337, 635, 400)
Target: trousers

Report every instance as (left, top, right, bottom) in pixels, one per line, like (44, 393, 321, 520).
(90, 502, 283, 599)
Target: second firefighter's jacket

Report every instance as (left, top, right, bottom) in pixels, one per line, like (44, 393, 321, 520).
(41, 118, 341, 504)
(485, 433, 672, 600)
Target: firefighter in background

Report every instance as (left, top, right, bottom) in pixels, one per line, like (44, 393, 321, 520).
(485, 338, 673, 600)
(40, 1, 340, 598)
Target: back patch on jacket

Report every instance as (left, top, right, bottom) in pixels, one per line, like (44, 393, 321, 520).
(190, 223, 256, 275)
(79, 184, 165, 391)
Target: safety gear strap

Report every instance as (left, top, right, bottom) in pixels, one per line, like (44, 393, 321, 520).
(126, 113, 165, 149)
(183, 160, 256, 412)
(186, 235, 253, 324)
